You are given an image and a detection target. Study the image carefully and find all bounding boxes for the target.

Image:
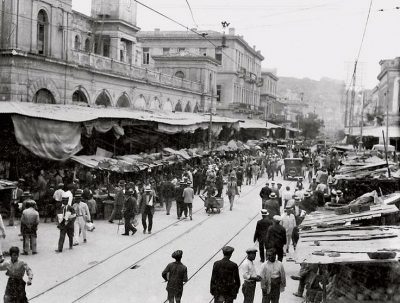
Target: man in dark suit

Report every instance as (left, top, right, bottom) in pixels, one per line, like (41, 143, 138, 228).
(265, 216, 287, 262)
(9, 179, 24, 226)
(210, 246, 241, 303)
(55, 196, 76, 253)
(108, 180, 125, 223)
(253, 209, 273, 263)
(259, 183, 272, 209)
(162, 250, 188, 303)
(121, 187, 138, 236)
(265, 193, 281, 219)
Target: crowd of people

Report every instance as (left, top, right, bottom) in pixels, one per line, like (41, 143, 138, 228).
(0, 143, 363, 302)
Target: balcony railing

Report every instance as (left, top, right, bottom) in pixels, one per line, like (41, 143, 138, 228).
(70, 50, 203, 93)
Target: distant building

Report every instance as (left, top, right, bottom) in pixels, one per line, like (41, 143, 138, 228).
(137, 28, 264, 118)
(377, 57, 400, 125)
(0, 0, 215, 112)
(260, 69, 285, 122)
(278, 91, 309, 123)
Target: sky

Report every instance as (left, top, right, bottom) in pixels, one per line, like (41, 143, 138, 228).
(72, 0, 400, 89)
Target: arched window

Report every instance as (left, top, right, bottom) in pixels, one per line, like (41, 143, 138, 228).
(163, 99, 173, 112)
(95, 91, 111, 107)
(72, 90, 88, 103)
(84, 38, 91, 52)
(193, 103, 199, 113)
(116, 94, 130, 108)
(175, 102, 183, 112)
(37, 10, 48, 55)
(184, 102, 192, 112)
(33, 89, 55, 104)
(133, 95, 147, 110)
(175, 71, 185, 79)
(74, 35, 81, 50)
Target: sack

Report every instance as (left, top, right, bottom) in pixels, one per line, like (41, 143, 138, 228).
(85, 222, 95, 231)
(131, 217, 139, 227)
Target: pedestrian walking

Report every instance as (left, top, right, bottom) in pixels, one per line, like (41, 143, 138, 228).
(139, 185, 155, 234)
(55, 196, 76, 253)
(259, 183, 272, 209)
(259, 248, 286, 303)
(20, 201, 39, 255)
(0, 214, 6, 262)
(240, 248, 261, 303)
(281, 208, 296, 254)
(85, 191, 97, 223)
(109, 180, 125, 223)
(265, 193, 280, 219)
(122, 188, 138, 236)
(163, 178, 176, 215)
(9, 179, 24, 226)
(210, 246, 241, 303)
(176, 180, 187, 219)
(265, 216, 286, 262)
(72, 189, 91, 245)
(226, 176, 239, 211)
(182, 181, 194, 220)
(253, 209, 273, 263)
(162, 250, 188, 303)
(43, 185, 56, 223)
(0, 247, 33, 303)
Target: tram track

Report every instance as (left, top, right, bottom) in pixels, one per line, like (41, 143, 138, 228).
(29, 178, 269, 302)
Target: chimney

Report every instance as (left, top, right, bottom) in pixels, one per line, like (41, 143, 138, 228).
(229, 28, 235, 35)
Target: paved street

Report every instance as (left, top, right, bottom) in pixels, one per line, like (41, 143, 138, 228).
(0, 175, 304, 303)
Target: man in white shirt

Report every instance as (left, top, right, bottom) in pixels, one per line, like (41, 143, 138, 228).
(240, 248, 261, 303)
(53, 183, 65, 207)
(281, 208, 297, 254)
(72, 189, 91, 245)
(281, 186, 292, 209)
(259, 248, 286, 303)
(63, 185, 73, 206)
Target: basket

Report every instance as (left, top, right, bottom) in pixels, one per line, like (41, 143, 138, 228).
(335, 206, 350, 215)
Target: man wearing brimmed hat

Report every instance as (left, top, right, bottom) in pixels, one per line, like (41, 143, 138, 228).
(265, 193, 280, 219)
(182, 181, 194, 220)
(108, 180, 125, 224)
(175, 180, 187, 219)
(55, 195, 76, 253)
(121, 187, 138, 236)
(210, 246, 240, 302)
(253, 209, 273, 263)
(8, 179, 24, 226)
(53, 183, 65, 208)
(265, 215, 286, 261)
(240, 248, 261, 303)
(139, 185, 155, 234)
(72, 189, 90, 245)
(162, 250, 188, 303)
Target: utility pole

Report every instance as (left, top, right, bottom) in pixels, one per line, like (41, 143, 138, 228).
(385, 87, 389, 150)
(360, 90, 365, 150)
(208, 84, 214, 150)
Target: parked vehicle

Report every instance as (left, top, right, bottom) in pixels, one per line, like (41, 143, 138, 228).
(284, 158, 303, 180)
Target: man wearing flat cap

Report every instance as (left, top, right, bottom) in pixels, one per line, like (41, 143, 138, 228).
(109, 180, 125, 224)
(253, 209, 273, 263)
(162, 250, 188, 303)
(240, 248, 261, 303)
(121, 188, 138, 236)
(265, 216, 287, 262)
(210, 246, 241, 302)
(9, 179, 24, 226)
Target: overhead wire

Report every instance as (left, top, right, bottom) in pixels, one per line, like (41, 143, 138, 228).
(184, 0, 199, 28)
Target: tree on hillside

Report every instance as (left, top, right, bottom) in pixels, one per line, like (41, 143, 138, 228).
(293, 113, 324, 140)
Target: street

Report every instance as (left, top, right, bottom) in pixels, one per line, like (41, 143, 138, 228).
(0, 175, 303, 303)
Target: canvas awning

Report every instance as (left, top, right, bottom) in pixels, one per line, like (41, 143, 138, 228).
(239, 119, 281, 130)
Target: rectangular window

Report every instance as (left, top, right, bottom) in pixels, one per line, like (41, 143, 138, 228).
(215, 48, 222, 64)
(200, 48, 207, 56)
(103, 44, 110, 57)
(217, 85, 222, 102)
(178, 47, 186, 52)
(163, 48, 170, 55)
(143, 47, 150, 64)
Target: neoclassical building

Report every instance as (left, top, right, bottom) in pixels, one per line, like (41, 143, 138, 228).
(0, 0, 216, 113)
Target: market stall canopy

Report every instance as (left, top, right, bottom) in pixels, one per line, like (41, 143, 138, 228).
(70, 155, 142, 172)
(163, 148, 191, 160)
(0, 102, 240, 160)
(296, 226, 400, 264)
(239, 119, 280, 130)
(345, 126, 400, 138)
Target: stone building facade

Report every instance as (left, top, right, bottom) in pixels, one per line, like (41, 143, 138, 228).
(377, 57, 400, 124)
(260, 70, 284, 122)
(137, 28, 264, 118)
(0, 0, 215, 113)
